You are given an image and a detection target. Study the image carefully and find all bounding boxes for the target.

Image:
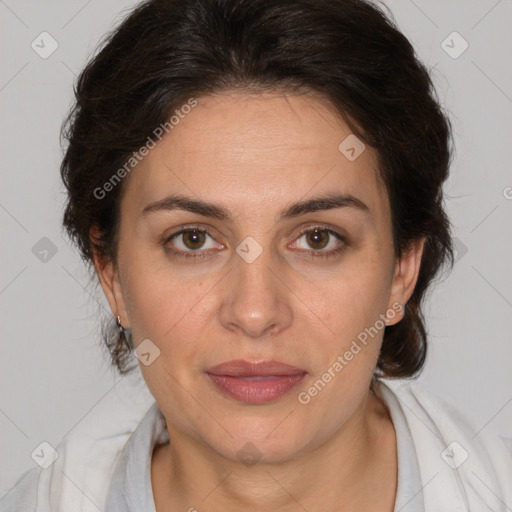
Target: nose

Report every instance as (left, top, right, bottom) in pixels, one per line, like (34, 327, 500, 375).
(218, 244, 293, 339)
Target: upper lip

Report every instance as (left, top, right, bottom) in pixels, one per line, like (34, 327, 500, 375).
(206, 360, 306, 377)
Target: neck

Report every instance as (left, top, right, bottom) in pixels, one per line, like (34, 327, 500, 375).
(151, 388, 397, 512)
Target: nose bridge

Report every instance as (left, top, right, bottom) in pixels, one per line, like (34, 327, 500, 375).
(219, 238, 293, 338)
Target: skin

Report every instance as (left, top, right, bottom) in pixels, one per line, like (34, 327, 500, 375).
(92, 90, 424, 512)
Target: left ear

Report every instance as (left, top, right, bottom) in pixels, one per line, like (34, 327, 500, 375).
(386, 237, 426, 326)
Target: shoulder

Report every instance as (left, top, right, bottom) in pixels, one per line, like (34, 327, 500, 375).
(378, 378, 512, 511)
(0, 374, 156, 512)
(1, 466, 48, 512)
(383, 378, 512, 453)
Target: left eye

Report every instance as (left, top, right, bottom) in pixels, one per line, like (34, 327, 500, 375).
(291, 227, 344, 252)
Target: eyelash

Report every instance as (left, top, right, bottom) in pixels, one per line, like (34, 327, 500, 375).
(163, 223, 347, 261)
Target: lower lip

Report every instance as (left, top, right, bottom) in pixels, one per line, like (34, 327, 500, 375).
(206, 373, 306, 404)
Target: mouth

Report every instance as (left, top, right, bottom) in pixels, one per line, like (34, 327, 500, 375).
(205, 360, 307, 404)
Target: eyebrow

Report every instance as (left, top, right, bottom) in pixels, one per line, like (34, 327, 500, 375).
(141, 192, 370, 222)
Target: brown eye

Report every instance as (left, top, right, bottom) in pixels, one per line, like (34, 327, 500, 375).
(291, 226, 346, 260)
(305, 229, 330, 250)
(181, 229, 207, 250)
(164, 226, 224, 260)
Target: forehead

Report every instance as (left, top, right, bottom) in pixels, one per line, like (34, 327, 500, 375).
(123, 91, 387, 220)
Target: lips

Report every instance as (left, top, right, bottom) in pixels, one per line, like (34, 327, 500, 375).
(206, 360, 307, 404)
(207, 360, 306, 377)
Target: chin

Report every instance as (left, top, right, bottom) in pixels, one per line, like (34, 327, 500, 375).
(201, 415, 316, 466)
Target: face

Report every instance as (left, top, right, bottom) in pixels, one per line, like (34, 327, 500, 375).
(94, 90, 423, 464)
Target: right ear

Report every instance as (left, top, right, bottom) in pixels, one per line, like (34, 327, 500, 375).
(90, 225, 130, 328)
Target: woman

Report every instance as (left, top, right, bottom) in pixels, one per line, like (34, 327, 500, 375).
(3, 0, 511, 510)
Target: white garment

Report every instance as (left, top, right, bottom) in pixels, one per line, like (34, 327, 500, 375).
(1, 376, 511, 512)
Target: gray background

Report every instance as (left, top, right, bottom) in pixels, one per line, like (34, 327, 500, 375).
(1, 0, 511, 494)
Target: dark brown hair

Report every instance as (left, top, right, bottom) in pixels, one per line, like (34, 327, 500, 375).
(60, 0, 454, 377)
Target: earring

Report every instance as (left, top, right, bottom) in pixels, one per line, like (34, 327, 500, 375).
(116, 315, 134, 351)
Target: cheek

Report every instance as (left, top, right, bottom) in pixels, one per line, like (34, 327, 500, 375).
(118, 234, 217, 338)
(296, 262, 390, 413)
(120, 259, 196, 343)
(305, 255, 393, 342)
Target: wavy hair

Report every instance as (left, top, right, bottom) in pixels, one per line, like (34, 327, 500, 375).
(61, 0, 454, 377)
